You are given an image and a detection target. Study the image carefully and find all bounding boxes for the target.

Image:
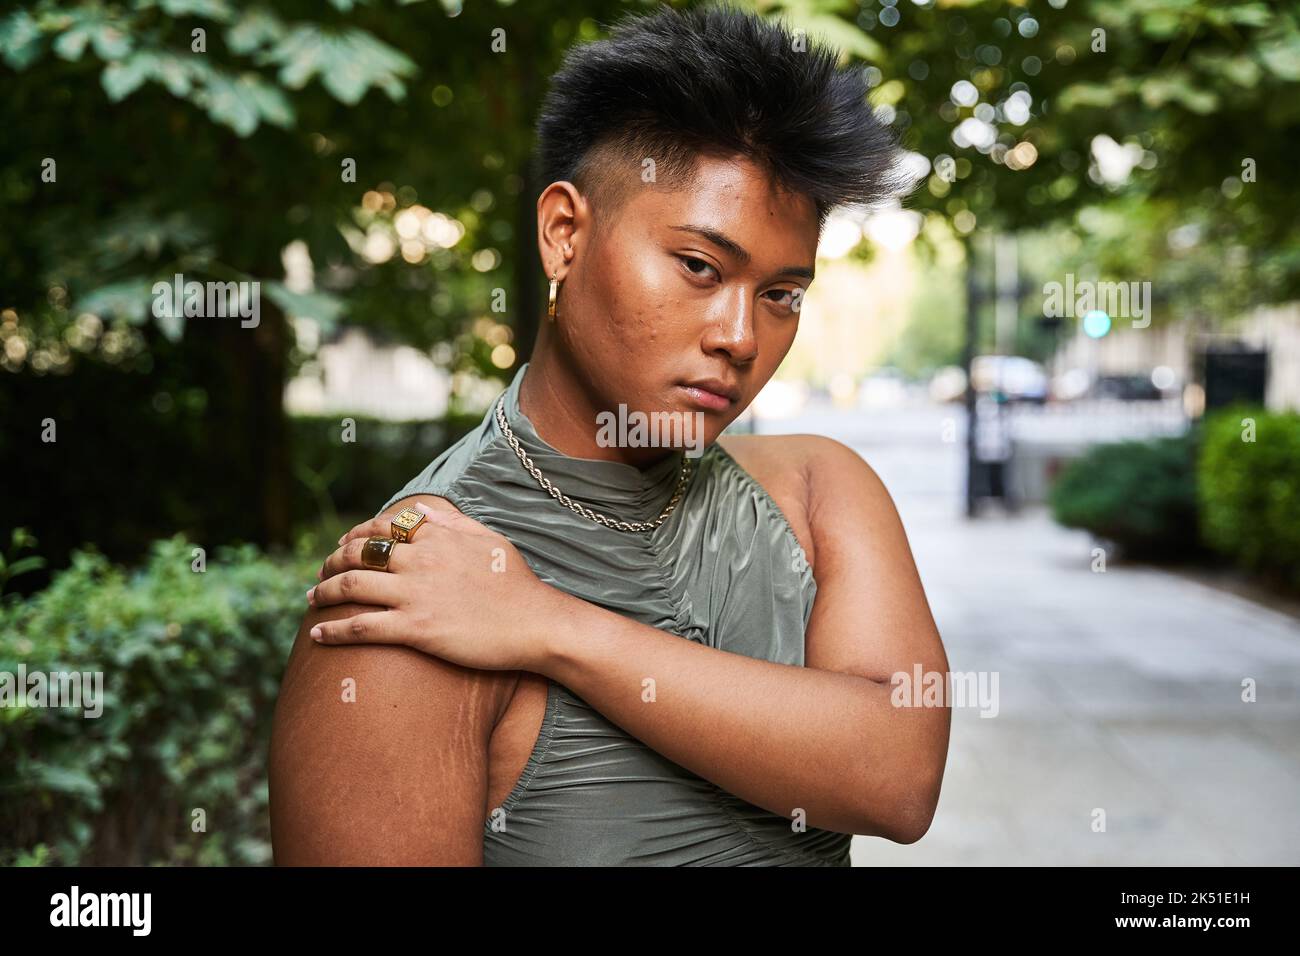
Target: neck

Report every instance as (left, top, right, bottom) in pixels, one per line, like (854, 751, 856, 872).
(518, 338, 676, 468)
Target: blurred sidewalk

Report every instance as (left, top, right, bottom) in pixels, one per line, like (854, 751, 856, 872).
(757, 400, 1300, 865)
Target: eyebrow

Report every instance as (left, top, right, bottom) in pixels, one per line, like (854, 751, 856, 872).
(669, 224, 815, 281)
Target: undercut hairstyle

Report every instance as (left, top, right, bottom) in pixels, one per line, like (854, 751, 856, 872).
(532, 2, 911, 238)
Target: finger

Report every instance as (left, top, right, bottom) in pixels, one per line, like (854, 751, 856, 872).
(340, 495, 456, 547)
(414, 500, 491, 536)
(308, 568, 407, 610)
(310, 609, 404, 646)
(319, 535, 411, 581)
(319, 537, 360, 580)
(338, 515, 394, 548)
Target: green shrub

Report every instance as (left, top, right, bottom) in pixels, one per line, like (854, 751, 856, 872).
(1048, 432, 1201, 559)
(1198, 406, 1300, 588)
(0, 535, 317, 866)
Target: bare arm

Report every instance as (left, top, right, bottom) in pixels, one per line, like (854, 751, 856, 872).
(269, 512, 508, 865)
(538, 435, 950, 841)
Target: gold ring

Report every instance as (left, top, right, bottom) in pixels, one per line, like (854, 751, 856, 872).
(390, 507, 427, 543)
(361, 536, 397, 570)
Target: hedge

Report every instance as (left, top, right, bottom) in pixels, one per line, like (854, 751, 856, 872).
(0, 535, 317, 866)
(1198, 406, 1300, 588)
(1048, 431, 1201, 560)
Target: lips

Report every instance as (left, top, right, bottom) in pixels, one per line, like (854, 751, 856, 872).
(679, 378, 739, 410)
(685, 378, 740, 401)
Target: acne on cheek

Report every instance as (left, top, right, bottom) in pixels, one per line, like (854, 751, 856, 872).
(611, 280, 673, 341)
(617, 308, 660, 345)
(600, 255, 696, 343)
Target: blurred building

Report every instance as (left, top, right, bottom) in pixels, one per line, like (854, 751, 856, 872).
(1050, 301, 1300, 412)
(285, 326, 451, 421)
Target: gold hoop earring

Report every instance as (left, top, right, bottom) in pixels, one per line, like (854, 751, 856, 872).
(547, 271, 559, 321)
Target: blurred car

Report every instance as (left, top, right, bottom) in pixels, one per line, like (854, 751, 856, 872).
(1089, 373, 1163, 401)
(970, 355, 1049, 403)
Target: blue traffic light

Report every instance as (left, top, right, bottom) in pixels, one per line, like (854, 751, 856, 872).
(1083, 309, 1112, 338)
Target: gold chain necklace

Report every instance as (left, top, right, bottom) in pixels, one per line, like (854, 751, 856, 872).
(494, 397, 692, 533)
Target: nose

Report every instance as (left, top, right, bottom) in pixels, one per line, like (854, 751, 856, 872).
(701, 287, 758, 365)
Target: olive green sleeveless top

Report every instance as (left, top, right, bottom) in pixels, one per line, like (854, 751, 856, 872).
(380, 364, 852, 866)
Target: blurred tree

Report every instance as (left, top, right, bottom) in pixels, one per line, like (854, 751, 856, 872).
(0, 0, 632, 553)
(776, 0, 1300, 313)
(4, 0, 1298, 561)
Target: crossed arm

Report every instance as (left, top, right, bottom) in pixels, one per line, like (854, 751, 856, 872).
(538, 435, 950, 839)
(269, 435, 949, 862)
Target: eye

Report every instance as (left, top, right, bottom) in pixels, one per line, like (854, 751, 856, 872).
(677, 255, 719, 282)
(764, 288, 804, 313)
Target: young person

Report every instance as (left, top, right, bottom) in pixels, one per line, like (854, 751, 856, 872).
(270, 2, 950, 866)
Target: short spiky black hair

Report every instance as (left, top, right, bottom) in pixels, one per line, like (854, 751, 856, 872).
(533, 2, 908, 235)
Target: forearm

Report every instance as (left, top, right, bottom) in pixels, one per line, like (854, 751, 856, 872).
(535, 590, 948, 839)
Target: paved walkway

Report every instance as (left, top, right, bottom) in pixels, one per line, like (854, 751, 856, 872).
(758, 401, 1300, 865)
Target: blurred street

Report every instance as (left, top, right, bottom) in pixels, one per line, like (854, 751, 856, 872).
(756, 400, 1300, 865)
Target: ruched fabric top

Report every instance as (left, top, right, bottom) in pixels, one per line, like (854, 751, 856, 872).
(379, 364, 852, 866)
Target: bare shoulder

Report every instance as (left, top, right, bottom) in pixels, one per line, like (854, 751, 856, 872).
(717, 434, 899, 567)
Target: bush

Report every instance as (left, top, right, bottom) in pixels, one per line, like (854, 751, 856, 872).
(0, 535, 317, 866)
(1198, 406, 1300, 588)
(1048, 432, 1201, 559)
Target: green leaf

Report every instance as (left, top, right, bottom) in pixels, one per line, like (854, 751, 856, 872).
(76, 279, 157, 325)
(1140, 11, 1186, 41)
(90, 209, 209, 267)
(240, 74, 294, 127)
(6, 557, 46, 579)
(201, 71, 260, 136)
(0, 9, 44, 70)
(159, 0, 235, 22)
(1259, 31, 1300, 81)
(155, 303, 186, 342)
(1192, 52, 1262, 88)
(268, 25, 325, 90)
(1058, 81, 1122, 110)
(89, 23, 131, 61)
(29, 764, 101, 803)
(52, 25, 92, 61)
(51, 10, 132, 63)
(226, 8, 286, 55)
(266, 26, 414, 103)
(319, 34, 370, 104)
(265, 283, 345, 333)
(1139, 73, 1218, 113)
(101, 54, 152, 102)
(1206, 4, 1273, 29)
(114, 637, 159, 665)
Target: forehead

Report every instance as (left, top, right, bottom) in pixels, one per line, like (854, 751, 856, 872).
(623, 154, 819, 258)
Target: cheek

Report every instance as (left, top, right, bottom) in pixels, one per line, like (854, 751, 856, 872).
(601, 256, 695, 349)
(757, 314, 799, 366)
